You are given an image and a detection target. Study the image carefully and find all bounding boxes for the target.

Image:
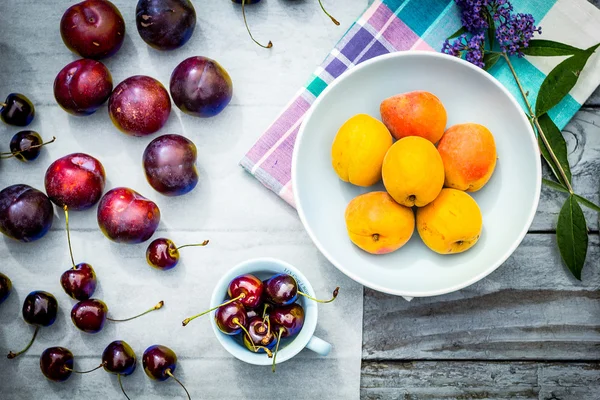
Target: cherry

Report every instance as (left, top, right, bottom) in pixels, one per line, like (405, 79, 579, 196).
(60, 0, 126, 59)
(108, 75, 171, 137)
(214, 301, 246, 335)
(8, 291, 58, 359)
(0, 184, 53, 242)
(0, 273, 12, 305)
(264, 273, 339, 306)
(40, 347, 74, 382)
(54, 59, 113, 116)
(44, 153, 106, 211)
(181, 274, 263, 326)
(170, 57, 233, 118)
(60, 206, 97, 300)
(146, 238, 209, 270)
(136, 0, 196, 50)
(0, 93, 35, 126)
(143, 345, 190, 400)
(270, 303, 305, 372)
(243, 316, 275, 356)
(143, 134, 199, 196)
(97, 187, 161, 244)
(231, 0, 272, 48)
(103, 340, 137, 399)
(71, 298, 164, 334)
(2, 131, 55, 162)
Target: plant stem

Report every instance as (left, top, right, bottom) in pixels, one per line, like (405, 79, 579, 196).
(182, 294, 245, 326)
(176, 240, 209, 250)
(165, 369, 191, 400)
(63, 205, 77, 268)
(65, 363, 103, 374)
(502, 53, 574, 194)
(7, 326, 39, 359)
(117, 374, 131, 400)
(107, 301, 164, 322)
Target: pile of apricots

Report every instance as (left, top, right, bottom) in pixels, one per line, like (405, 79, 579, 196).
(331, 90, 497, 255)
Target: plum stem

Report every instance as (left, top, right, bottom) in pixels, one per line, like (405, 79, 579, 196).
(65, 363, 103, 374)
(176, 240, 209, 250)
(234, 317, 258, 352)
(0, 136, 56, 159)
(7, 326, 39, 359)
(272, 327, 284, 373)
(117, 374, 131, 400)
(298, 287, 340, 303)
(241, 0, 273, 49)
(107, 301, 164, 322)
(318, 0, 340, 25)
(182, 294, 245, 326)
(63, 205, 77, 269)
(166, 369, 191, 400)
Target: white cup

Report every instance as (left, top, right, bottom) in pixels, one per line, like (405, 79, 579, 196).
(209, 257, 331, 365)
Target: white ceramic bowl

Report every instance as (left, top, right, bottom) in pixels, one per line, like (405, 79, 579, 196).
(292, 51, 541, 298)
(209, 258, 331, 365)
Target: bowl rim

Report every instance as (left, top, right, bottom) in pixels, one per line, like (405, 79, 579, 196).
(292, 50, 542, 298)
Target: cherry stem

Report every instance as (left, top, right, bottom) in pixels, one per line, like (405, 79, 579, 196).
(241, 0, 273, 49)
(271, 328, 283, 373)
(182, 294, 245, 326)
(234, 318, 257, 352)
(0, 136, 56, 159)
(65, 363, 103, 374)
(63, 205, 77, 269)
(0, 102, 6, 108)
(117, 374, 131, 400)
(261, 303, 270, 321)
(176, 240, 209, 250)
(7, 326, 39, 359)
(107, 301, 164, 322)
(255, 345, 273, 358)
(318, 0, 340, 25)
(166, 369, 191, 400)
(298, 287, 340, 303)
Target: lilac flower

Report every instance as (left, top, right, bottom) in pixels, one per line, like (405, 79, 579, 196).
(455, 0, 489, 32)
(496, 13, 542, 56)
(442, 32, 486, 68)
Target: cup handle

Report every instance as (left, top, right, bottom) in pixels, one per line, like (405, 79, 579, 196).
(306, 335, 332, 356)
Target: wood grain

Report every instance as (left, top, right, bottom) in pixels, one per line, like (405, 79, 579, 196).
(361, 361, 600, 399)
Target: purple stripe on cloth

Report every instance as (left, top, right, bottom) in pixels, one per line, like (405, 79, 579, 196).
(259, 125, 300, 187)
(368, 2, 396, 31)
(381, 17, 421, 49)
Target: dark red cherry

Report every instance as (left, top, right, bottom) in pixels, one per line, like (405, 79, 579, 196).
(0, 273, 12, 305)
(0, 184, 54, 242)
(8, 291, 58, 359)
(61, 263, 97, 301)
(146, 238, 208, 270)
(214, 301, 246, 335)
(143, 345, 190, 399)
(7, 131, 55, 162)
(228, 274, 263, 309)
(243, 316, 275, 355)
(136, 0, 196, 50)
(265, 273, 339, 306)
(71, 299, 108, 334)
(60, 0, 126, 59)
(271, 303, 305, 338)
(103, 340, 137, 376)
(0, 93, 35, 126)
(40, 347, 74, 382)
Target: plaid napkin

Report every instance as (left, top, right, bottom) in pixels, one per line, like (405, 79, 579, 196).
(241, 0, 600, 208)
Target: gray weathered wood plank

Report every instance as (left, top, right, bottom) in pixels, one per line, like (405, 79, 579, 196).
(362, 234, 600, 361)
(360, 361, 600, 400)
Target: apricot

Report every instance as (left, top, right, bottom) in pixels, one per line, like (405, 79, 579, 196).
(331, 114, 393, 187)
(437, 123, 497, 192)
(380, 91, 447, 143)
(344, 192, 415, 254)
(382, 136, 444, 207)
(416, 188, 482, 254)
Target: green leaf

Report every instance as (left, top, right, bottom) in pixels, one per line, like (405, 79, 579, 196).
(447, 26, 467, 40)
(535, 43, 600, 116)
(556, 195, 588, 280)
(483, 53, 501, 71)
(542, 178, 569, 193)
(575, 195, 600, 213)
(522, 40, 584, 57)
(485, 9, 495, 51)
(536, 114, 572, 185)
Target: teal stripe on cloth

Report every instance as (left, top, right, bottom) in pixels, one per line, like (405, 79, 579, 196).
(399, 0, 453, 36)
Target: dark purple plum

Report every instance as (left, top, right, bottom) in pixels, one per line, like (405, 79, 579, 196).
(146, 237, 209, 270)
(136, 0, 196, 50)
(0, 184, 53, 242)
(7, 131, 55, 162)
(60, 0, 126, 59)
(109, 76, 171, 136)
(143, 345, 190, 399)
(0, 93, 35, 126)
(170, 56, 232, 118)
(54, 59, 113, 116)
(40, 347, 74, 382)
(97, 187, 161, 244)
(0, 273, 12, 305)
(45, 153, 106, 211)
(231, 0, 272, 48)
(143, 134, 198, 196)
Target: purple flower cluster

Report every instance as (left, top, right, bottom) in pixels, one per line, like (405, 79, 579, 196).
(443, 0, 541, 68)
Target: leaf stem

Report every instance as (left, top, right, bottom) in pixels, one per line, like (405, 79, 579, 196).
(502, 53, 574, 194)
